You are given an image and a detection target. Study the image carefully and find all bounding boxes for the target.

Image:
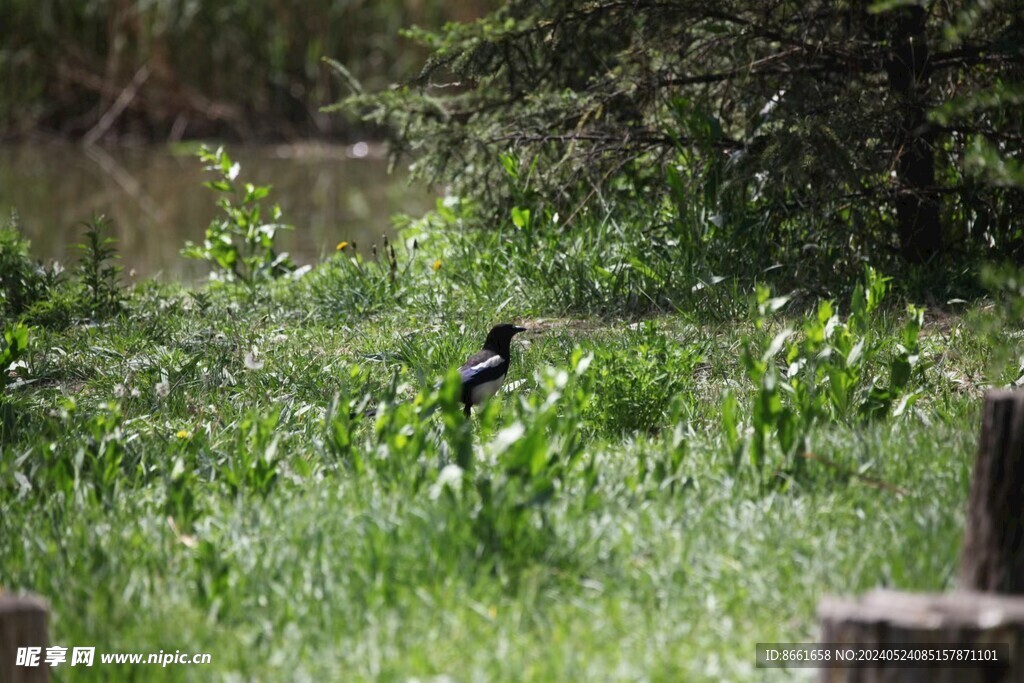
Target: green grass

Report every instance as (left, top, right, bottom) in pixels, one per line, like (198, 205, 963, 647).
(0, 193, 1010, 681)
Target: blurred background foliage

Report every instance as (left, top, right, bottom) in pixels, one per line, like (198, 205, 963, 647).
(0, 0, 497, 142)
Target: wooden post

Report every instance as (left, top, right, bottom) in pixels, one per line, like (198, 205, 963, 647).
(816, 391, 1024, 681)
(818, 590, 1024, 683)
(961, 390, 1024, 593)
(0, 593, 49, 683)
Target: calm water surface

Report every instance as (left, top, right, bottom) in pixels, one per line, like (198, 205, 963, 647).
(0, 144, 435, 282)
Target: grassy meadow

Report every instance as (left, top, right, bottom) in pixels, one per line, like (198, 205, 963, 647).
(0, 152, 1015, 681)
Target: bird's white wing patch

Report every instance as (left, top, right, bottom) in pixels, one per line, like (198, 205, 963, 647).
(468, 355, 504, 372)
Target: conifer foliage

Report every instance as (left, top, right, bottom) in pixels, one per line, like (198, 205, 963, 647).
(334, 0, 1023, 271)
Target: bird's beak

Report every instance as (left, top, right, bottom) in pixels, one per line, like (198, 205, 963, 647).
(513, 325, 528, 335)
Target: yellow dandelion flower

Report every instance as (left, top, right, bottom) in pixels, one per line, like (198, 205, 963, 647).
(336, 241, 349, 251)
(433, 259, 443, 271)
(176, 429, 191, 439)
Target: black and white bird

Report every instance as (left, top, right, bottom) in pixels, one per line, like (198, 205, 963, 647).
(353, 323, 527, 419)
(457, 323, 528, 416)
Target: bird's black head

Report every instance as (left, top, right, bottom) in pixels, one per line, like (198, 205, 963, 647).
(483, 323, 528, 354)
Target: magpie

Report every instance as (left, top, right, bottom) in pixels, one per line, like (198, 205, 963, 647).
(457, 323, 528, 417)
(351, 323, 527, 419)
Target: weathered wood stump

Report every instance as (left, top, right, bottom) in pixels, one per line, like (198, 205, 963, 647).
(0, 593, 49, 683)
(818, 590, 1024, 682)
(816, 390, 1024, 682)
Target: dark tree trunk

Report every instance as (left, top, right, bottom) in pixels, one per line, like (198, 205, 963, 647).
(961, 390, 1024, 593)
(886, 6, 943, 263)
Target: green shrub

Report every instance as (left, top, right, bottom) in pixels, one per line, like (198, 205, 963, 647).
(0, 213, 127, 328)
(308, 235, 421, 321)
(182, 146, 296, 292)
(0, 214, 53, 318)
(583, 321, 704, 435)
(394, 192, 740, 318)
(75, 215, 125, 319)
(729, 267, 928, 482)
(0, 323, 29, 390)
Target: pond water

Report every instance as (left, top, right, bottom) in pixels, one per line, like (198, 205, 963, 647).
(0, 143, 436, 282)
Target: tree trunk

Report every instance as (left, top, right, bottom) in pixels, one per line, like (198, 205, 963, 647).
(886, 6, 943, 263)
(961, 390, 1024, 593)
